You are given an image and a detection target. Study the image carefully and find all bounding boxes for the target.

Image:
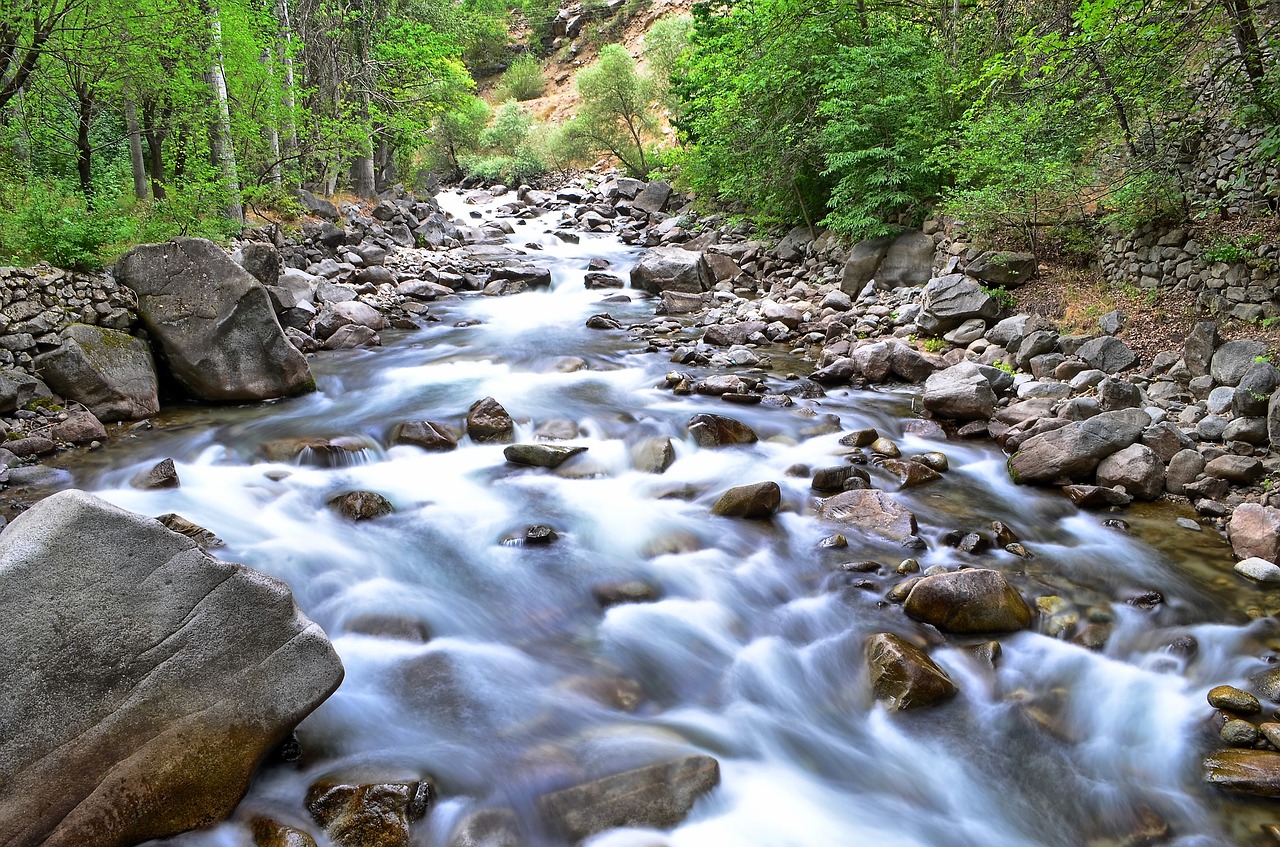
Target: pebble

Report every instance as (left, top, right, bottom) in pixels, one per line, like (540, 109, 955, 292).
(1175, 517, 1202, 531)
(1208, 684, 1262, 715)
(1235, 557, 1280, 582)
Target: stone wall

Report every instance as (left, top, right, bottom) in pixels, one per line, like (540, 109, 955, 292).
(0, 266, 137, 373)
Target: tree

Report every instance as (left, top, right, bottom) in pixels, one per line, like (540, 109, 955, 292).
(564, 44, 657, 179)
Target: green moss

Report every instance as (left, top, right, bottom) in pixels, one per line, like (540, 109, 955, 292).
(22, 397, 63, 413)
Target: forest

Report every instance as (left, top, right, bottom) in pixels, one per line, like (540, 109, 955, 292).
(1, 0, 1277, 270)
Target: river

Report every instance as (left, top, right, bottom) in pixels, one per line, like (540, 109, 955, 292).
(45, 188, 1280, 846)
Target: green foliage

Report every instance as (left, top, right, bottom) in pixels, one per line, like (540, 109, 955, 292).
(922, 337, 946, 353)
(1203, 236, 1264, 264)
(496, 54, 546, 102)
(982, 286, 1017, 310)
(480, 100, 535, 156)
(425, 96, 492, 180)
(643, 14, 693, 110)
(992, 359, 1016, 376)
(563, 45, 658, 178)
(4, 182, 128, 271)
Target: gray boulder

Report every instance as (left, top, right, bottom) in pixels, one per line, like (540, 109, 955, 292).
(230, 242, 281, 286)
(0, 490, 343, 847)
(1077, 336, 1137, 373)
(1235, 362, 1280, 416)
(538, 755, 719, 842)
(630, 247, 712, 295)
(840, 231, 935, 293)
(34, 324, 160, 422)
(115, 238, 315, 401)
(1009, 409, 1150, 485)
(1184, 321, 1219, 377)
(632, 181, 673, 215)
(917, 274, 1000, 335)
(1213, 340, 1270, 387)
(922, 362, 998, 420)
(1095, 443, 1165, 500)
(966, 251, 1036, 288)
(817, 489, 918, 543)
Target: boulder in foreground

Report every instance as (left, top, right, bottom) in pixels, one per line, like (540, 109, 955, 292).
(0, 490, 344, 847)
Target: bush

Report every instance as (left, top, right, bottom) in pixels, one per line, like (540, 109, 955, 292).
(497, 54, 546, 101)
(462, 152, 546, 185)
(480, 101, 535, 156)
(3, 182, 133, 271)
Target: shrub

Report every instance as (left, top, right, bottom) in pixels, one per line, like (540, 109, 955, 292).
(497, 54, 546, 102)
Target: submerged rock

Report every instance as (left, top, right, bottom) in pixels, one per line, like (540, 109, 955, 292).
(329, 491, 395, 520)
(817, 489, 918, 544)
(504, 444, 586, 468)
(1204, 749, 1280, 797)
(537, 755, 720, 842)
(306, 779, 432, 847)
(903, 569, 1033, 633)
(865, 632, 958, 711)
(0, 490, 343, 847)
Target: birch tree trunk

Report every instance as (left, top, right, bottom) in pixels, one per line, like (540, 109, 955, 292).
(125, 98, 148, 200)
(204, 0, 243, 221)
(275, 0, 298, 182)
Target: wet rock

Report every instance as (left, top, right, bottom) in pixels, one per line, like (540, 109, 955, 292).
(1008, 409, 1149, 485)
(0, 491, 343, 847)
(903, 569, 1033, 633)
(870, 437, 901, 457)
(131, 457, 180, 489)
(115, 237, 315, 401)
(156, 513, 225, 549)
(811, 464, 870, 493)
(306, 780, 431, 847)
(584, 272, 624, 289)
(524, 525, 558, 545)
(467, 397, 515, 443)
(1077, 336, 1137, 374)
(841, 428, 879, 447)
(34, 324, 160, 422)
(1209, 685, 1262, 715)
(687, 413, 757, 447)
(1204, 749, 1280, 796)
(392, 421, 458, 451)
(632, 437, 676, 473)
(447, 808, 524, 847)
(592, 580, 661, 608)
(504, 444, 586, 469)
(537, 755, 720, 843)
(817, 489, 918, 543)
(1236, 557, 1280, 582)
(865, 632, 958, 711)
(1222, 718, 1261, 747)
(1063, 485, 1132, 509)
(878, 459, 942, 489)
(344, 614, 431, 642)
(250, 817, 318, 847)
(631, 247, 712, 295)
(328, 491, 394, 520)
(6, 436, 56, 458)
(922, 361, 998, 420)
(1211, 340, 1269, 386)
(51, 410, 107, 444)
(1095, 444, 1165, 501)
(585, 313, 622, 330)
(711, 481, 781, 518)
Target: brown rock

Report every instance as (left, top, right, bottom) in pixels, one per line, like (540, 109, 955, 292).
(51, 410, 107, 444)
(711, 481, 781, 518)
(306, 780, 432, 847)
(391, 421, 458, 451)
(817, 489, 918, 543)
(156, 513, 224, 549)
(1229, 504, 1280, 563)
(328, 491, 394, 520)
(1204, 749, 1280, 796)
(903, 569, 1033, 633)
(251, 817, 319, 847)
(131, 457, 180, 489)
(467, 397, 514, 443)
(687, 413, 757, 447)
(865, 632, 958, 711)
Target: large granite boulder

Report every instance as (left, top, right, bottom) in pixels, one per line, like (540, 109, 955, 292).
(1229, 504, 1280, 563)
(840, 230, 935, 293)
(34, 324, 160, 422)
(922, 361, 998, 420)
(115, 238, 316, 401)
(0, 490, 344, 847)
(917, 274, 1001, 335)
(1008, 409, 1150, 485)
(630, 247, 712, 295)
(965, 251, 1036, 288)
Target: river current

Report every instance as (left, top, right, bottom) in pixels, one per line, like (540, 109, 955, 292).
(52, 189, 1280, 845)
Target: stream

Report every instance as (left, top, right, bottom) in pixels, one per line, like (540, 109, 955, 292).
(47, 188, 1280, 846)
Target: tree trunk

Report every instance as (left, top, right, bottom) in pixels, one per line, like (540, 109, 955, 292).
(204, 0, 244, 221)
(263, 49, 282, 187)
(275, 0, 299, 182)
(351, 17, 376, 198)
(74, 80, 95, 205)
(142, 101, 169, 200)
(375, 136, 396, 192)
(1224, 0, 1267, 90)
(125, 99, 148, 200)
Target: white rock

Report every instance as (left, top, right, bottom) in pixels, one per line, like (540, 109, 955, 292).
(1235, 557, 1280, 582)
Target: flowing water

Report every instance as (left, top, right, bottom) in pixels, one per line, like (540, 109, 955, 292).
(46, 189, 1280, 845)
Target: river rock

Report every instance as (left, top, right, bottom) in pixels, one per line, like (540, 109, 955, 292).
(392, 421, 458, 451)
(447, 809, 524, 847)
(1204, 749, 1280, 796)
(467, 397, 515, 443)
(328, 491, 394, 520)
(632, 437, 676, 473)
(1204, 454, 1263, 484)
(1095, 444, 1165, 500)
(114, 237, 316, 401)
(631, 247, 712, 295)
(1184, 321, 1219, 377)
(922, 361, 998, 420)
(1235, 557, 1280, 582)
(592, 580, 661, 608)
(231, 242, 281, 286)
(306, 780, 431, 847)
(711, 481, 781, 518)
(1063, 484, 1132, 509)
(1229, 504, 1280, 562)
(0, 490, 343, 847)
(878, 459, 942, 489)
(1234, 361, 1280, 416)
(537, 755, 720, 843)
(314, 301, 386, 340)
(51, 410, 107, 444)
(1077, 336, 1137, 373)
(131, 457, 180, 489)
(1211, 340, 1269, 386)
(917, 274, 1000, 335)
(157, 513, 225, 549)
(903, 569, 1033, 633)
(1209, 684, 1262, 714)
(812, 465, 870, 493)
(34, 324, 160, 422)
(1008, 409, 1150, 485)
(1165, 449, 1205, 495)
(817, 489, 918, 543)
(250, 817, 318, 847)
(966, 251, 1036, 288)
(688, 413, 757, 447)
(865, 632, 958, 711)
(504, 444, 586, 468)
